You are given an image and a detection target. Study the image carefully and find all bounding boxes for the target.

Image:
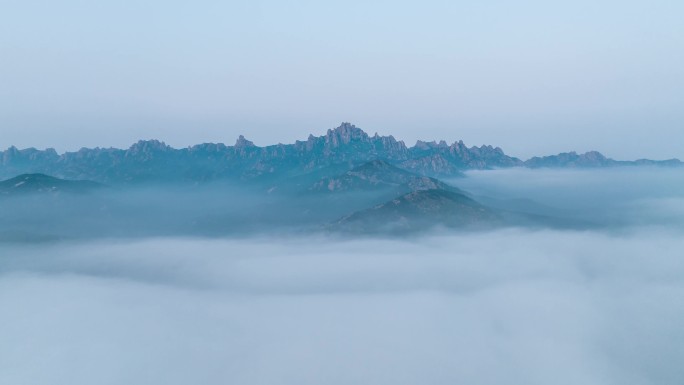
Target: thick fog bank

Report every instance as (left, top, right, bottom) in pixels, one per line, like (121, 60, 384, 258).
(455, 167, 684, 228)
(1, 229, 683, 385)
(2, 167, 682, 241)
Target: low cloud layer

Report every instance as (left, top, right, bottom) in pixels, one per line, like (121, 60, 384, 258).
(2, 228, 683, 385)
(455, 167, 684, 228)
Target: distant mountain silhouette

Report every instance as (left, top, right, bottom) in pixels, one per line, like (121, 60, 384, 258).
(524, 151, 682, 168)
(1, 123, 679, 184)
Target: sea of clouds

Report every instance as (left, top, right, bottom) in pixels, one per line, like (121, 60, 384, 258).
(1, 168, 683, 385)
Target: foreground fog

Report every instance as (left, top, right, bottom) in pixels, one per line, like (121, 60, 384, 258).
(2, 168, 683, 384)
(2, 228, 683, 385)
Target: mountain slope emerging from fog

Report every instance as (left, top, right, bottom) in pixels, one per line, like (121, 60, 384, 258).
(333, 188, 500, 234)
(0, 174, 104, 196)
(2, 122, 678, 183)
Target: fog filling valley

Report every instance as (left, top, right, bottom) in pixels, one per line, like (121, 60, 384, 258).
(2, 168, 683, 385)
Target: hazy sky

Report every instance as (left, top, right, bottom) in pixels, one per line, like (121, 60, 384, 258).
(1, 0, 683, 159)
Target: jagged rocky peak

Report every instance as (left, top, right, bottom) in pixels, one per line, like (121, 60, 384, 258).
(400, 153, 462, 176)
(325, 122, 369, 145)
(235, 135, 256, 148)
(373, 132, 400, 144)
(2, 146, 20, 164)
(128, 139, 171, 153)
(413, 140, 448, 150)
(2, 146, 61, 165)
(3, 145, 20, 155)
(582, 151, 607, 161)
(44, 148, 59, 157)
(190, 142, 228, 153)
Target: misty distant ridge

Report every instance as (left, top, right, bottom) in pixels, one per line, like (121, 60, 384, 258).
(525, 150, 682, 168)
(1, 123, 680, 183)
(0, 124, 679, 236)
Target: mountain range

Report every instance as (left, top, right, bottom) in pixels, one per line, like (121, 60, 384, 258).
(2, 123, 679, 183)
(0, 122, 678, 240)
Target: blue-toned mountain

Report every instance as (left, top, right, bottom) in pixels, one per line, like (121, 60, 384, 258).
(1, 123, 679, 183)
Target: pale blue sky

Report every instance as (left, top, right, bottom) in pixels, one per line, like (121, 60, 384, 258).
(1, 0, 683, 159)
